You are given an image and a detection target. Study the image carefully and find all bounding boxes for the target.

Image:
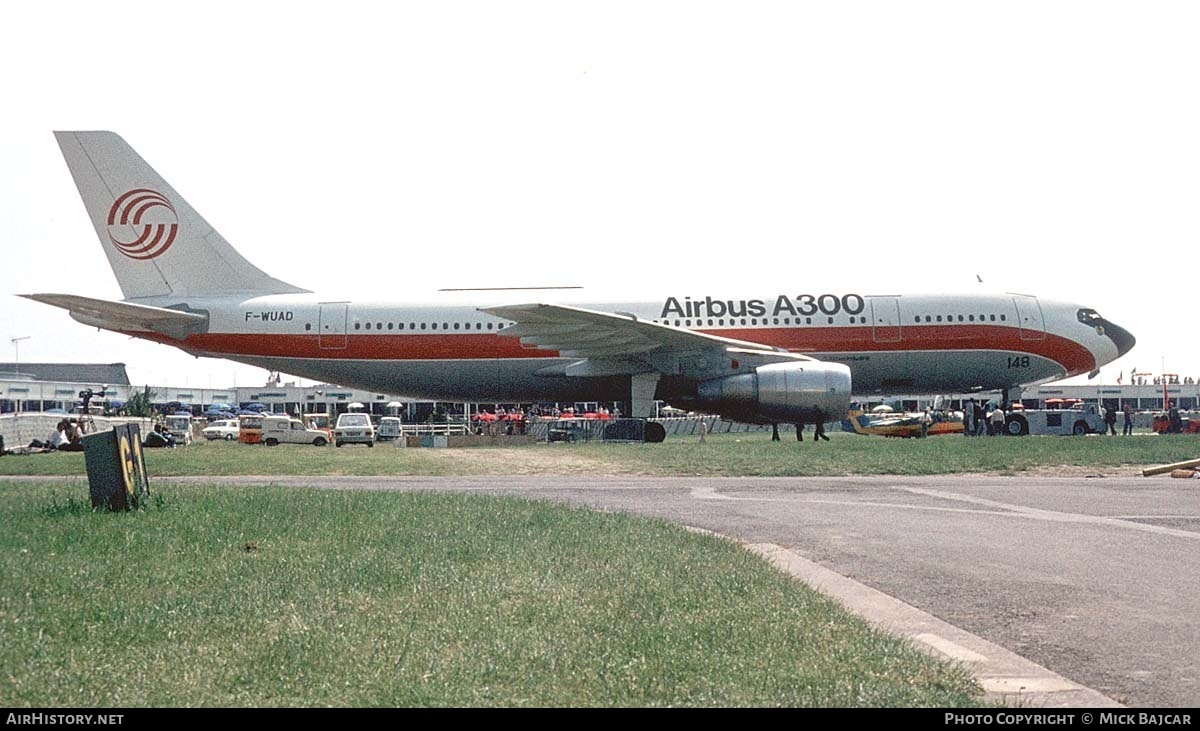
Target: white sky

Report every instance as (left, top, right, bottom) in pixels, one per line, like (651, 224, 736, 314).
(1, 1, 1196, 390)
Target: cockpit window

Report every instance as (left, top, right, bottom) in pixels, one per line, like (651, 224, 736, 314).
(1077, 308, 1103, 326)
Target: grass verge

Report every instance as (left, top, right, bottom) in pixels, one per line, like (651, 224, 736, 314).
(0, 431, 1195, 477)
(0, 482, 986, 707)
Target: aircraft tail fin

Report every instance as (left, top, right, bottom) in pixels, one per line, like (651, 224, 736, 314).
(54, 131, 309, 301)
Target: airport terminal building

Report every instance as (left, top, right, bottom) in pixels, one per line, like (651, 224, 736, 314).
(1, 362, 1197, 419)
(0, 363, 429, 419)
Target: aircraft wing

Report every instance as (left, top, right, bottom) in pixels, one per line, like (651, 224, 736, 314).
(21, 293, 207, 340)
(481, 302, 812, 377)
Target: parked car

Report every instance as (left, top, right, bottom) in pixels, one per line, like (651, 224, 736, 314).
(377, 416, 403, 441)
(334, 412, 375, 447)
(261, 415, 330, 446)
(547, 418, 593, 443)
(202, 419, 240, 441)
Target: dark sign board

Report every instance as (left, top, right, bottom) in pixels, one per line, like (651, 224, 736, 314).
(82, 424, 150, 511)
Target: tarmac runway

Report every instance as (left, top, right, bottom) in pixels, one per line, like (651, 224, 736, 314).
(25, 472, 1199, 706)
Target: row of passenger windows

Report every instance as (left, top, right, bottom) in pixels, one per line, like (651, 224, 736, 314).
(644, 314, 1007, 328)
(914, 314, 1006, 323)
(299, 313, 1006, 332)
(303, 322, 508, 332)
(649, 316, 864, 327)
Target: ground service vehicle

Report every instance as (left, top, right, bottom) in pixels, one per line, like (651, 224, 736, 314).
(842, 409, 963, 438)
(261, 415, 330, 446)
(163, 414, 194, 445)
(1004, 404, 1105, 436)
(1152, 412, 1200, 434)
(238, 414, 264, 444)
(334, 413, 375, 447)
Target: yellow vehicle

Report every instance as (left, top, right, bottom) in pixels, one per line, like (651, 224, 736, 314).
(841, 408, 963, 438)
(238, 414, 264, 444)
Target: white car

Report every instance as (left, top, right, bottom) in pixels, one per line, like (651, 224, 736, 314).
(202, 419, 240, 441)
(377, 416, 403, 441)
(334, 413, 375, 447)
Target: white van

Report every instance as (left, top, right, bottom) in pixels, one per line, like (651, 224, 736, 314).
(262, 415, 331, 446)
(163, 414, 194, 445)
(334, 412, 375, 447)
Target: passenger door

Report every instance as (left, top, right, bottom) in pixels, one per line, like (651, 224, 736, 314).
(1012, 295, 1045, 341)
(869, 297, 902, 343)
(319, 302, 349, 350)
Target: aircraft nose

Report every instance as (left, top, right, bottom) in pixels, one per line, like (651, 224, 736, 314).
(1102, 319, 1136, 358)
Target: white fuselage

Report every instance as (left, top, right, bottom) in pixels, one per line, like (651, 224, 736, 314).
(44, 132, 1136, 412)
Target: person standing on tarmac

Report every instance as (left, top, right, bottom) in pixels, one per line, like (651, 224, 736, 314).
(1104, 404, 1118, 435)
(989, 403, 1006, 436)
(1168, 405, 1183, 434)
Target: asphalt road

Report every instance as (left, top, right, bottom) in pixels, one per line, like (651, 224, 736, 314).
(154, 472, 1200, 707)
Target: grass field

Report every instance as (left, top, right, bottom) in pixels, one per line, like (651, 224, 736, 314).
(0, 483, 986, 707)
(1, 430, 1196, 478)
(1, 429, 1187, 706)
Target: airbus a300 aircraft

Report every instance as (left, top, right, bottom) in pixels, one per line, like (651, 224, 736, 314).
(26, 132, 1135, 436)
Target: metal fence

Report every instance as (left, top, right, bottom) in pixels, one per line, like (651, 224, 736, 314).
(526, 418, 639, 442)
(399, 423, 472, 437)
(525, 416, 788, 442)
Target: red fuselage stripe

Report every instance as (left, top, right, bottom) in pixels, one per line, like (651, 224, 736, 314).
(131, 323, 1098, 377)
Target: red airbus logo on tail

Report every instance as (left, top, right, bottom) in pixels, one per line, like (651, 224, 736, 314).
(106, 188, 178, 260)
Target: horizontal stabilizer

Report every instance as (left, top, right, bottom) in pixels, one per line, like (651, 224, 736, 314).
(21, 293, 207, 340)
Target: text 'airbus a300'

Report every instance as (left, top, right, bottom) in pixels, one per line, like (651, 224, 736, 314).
(25, 132, 1135, 441)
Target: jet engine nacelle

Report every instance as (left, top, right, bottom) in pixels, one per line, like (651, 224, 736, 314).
(696, 361, 852, 424)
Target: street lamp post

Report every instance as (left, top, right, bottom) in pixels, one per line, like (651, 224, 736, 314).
(10, 336, 30, 376)
(10, 336, 30, 414)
